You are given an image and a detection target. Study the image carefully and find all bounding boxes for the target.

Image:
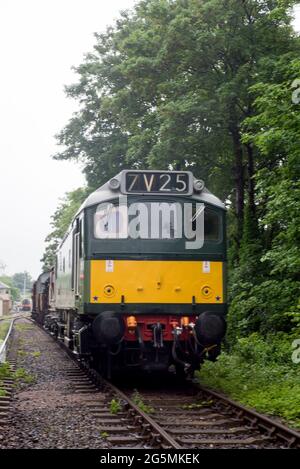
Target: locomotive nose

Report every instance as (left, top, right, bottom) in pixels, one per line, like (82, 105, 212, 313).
(194, 311, 226, 346)
(92, 311, 125, 345)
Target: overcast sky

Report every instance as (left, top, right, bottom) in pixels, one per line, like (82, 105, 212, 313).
(0, 1, 299, 279)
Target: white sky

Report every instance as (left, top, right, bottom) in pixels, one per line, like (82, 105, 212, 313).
(0, 1, 299, 279)
(0, 0, 136, 278)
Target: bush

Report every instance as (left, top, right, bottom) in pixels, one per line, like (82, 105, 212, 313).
(197, 332, 300, 429)
(227, 280, 300, 344)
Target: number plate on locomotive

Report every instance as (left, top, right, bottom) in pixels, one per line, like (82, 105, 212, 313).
(122, 170, 193, 195)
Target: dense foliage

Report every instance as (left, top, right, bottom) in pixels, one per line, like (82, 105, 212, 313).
(11, 272, 33, 293)
(228, 55, 300, 340)
(0, 275, 21, 301)
(43, 0, 300, 424)
(41, 188, 88, 269)
(198, 332, 300, 428)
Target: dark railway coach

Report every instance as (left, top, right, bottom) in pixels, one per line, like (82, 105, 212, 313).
(33, 170, 227, 377)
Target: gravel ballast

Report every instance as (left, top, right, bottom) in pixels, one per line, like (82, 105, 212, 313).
(0, 320, 109, 449)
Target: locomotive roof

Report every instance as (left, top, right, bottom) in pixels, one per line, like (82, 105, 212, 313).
(36, 270, 50, 293)
(77, 170, 226, 215)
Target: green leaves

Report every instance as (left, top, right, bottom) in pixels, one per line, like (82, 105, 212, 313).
(41, 188, 88, 269)
(198, 332, 300, 428)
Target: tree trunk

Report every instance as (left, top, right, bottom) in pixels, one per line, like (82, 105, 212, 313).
(246, 143, 256, 217)
(228, 99, 245, 247)
(231, 128, 244, 244)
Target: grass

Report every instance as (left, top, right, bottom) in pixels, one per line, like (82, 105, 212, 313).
(15, 323, 34, 332)
(182, 400, 213, 410)
(132, 390, 154, 414)
(109, 398, 122, 414)
(14, 367, 36, 384)
(197, 332, 300, 429)
(0, 362, 13, 396)
(17, 350, 40, 358)
(0, 320, 10, 341)
(0, 362, 12, 380)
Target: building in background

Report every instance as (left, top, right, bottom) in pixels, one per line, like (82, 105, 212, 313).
(0, 281, 12, 316)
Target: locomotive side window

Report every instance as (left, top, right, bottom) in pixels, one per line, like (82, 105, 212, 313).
(59, 252, 63, 271)
(79, 219, 84, 258)
(72, 217, 83, 293)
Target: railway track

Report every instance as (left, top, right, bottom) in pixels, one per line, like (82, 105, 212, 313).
(74, 367, 300, 449)
(35, 319, 300, 449)
(0, 316, 20, 428)
(1, 317, 300, 449)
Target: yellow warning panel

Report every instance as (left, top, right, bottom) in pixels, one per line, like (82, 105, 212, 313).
(90, 260, 223, 304)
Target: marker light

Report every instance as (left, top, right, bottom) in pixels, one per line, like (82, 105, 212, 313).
(181, 317, 189, 328)
(126, 316, 137, 333)
(193, 179, 205, 192)
(109, 178, 121, 190)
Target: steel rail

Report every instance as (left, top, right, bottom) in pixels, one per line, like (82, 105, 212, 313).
(197, 385, 300, 448)
(88, 369, 182, 449)
(0, 318, 16, 363)
(0, 313, 27, 362)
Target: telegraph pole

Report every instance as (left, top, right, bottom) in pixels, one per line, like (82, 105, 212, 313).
(0, 261, 6, 276)
(23, 271, 26, 298)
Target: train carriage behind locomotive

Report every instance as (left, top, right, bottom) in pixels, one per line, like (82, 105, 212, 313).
(33, 170, 227, 376)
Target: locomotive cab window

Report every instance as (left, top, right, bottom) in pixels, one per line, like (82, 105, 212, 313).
(201, 207, 221, 242)
(94, 201, 185, 240)
(91, 199, 223, 247)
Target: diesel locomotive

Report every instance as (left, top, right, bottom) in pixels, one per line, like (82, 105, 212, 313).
(32, 170, 227, 377)
(21, 298, 31, 312)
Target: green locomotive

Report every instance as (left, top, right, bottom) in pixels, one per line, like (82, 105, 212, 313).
(33, 170, 227, 377)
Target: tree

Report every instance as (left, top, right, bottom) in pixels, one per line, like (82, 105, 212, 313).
(41, 187, 88, 269)
(12, 272, 33, 292)
(54, 0, 299, 253)
(227, 56, 300, 339)
(0, 276, 20, 302)
(243, 56, 300, 282)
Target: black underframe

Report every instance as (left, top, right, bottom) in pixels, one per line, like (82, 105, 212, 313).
(83, 302, 227, 317)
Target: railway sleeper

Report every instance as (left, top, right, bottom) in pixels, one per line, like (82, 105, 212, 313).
(98, 425, 136, 433)
(177, 436, 270, 446)
(168, 427, 249, 435)
(159, 418, 238, 426)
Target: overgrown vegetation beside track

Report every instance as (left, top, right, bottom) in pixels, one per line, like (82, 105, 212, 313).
(0, 322, 12, 396)
(0, 320, 10, 341)
(0, 362, 12, 396)
(198, 332, 300, 429)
